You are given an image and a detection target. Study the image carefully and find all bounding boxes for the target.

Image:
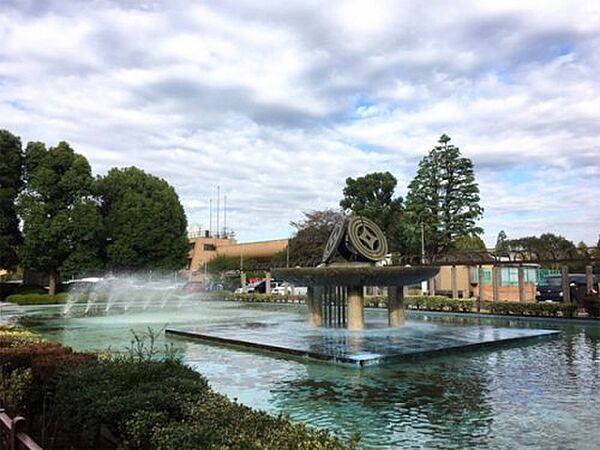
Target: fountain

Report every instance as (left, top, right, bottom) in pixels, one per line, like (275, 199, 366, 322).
(273, 215, 438, 330)
(167, 215, 560, 367)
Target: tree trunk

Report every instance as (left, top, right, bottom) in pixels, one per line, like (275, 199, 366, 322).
(48, 270, 58, 296)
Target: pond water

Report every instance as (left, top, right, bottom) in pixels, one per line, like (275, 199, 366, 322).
(7, 301, 600, 449)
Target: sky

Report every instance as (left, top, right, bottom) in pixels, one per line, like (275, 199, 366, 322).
(1, 0, 599, 246)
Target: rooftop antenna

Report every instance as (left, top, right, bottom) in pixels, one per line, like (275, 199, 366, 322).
(216, 185, 220, 238)
(209, 199, 213, 238)
(223, 194, 227, 238)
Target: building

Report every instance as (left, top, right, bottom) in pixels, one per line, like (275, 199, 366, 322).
(184, 233, 288, 282)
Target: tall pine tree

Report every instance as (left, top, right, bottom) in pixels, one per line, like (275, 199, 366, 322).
(404, 134, 483, 258)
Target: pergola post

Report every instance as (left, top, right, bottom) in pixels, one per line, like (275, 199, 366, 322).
(518, 266, 525, 303)
(492, 265, 500, 303)
(451, 265, 458, 299)
(562, 265, 571, 304)
(586, 265, 594, 295)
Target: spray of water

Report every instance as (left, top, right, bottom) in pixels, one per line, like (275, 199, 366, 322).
(62, 274, 204, 316)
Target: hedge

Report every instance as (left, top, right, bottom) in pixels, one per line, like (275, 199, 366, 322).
(488, 302, 579, 318)
(0, 326, 356, 449)
(5, 292, 69, 305)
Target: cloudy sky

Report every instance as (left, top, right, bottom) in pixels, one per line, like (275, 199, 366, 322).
(1, 0, 599, 246)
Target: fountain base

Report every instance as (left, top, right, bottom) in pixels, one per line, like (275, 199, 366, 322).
(166, 318, 560, 368)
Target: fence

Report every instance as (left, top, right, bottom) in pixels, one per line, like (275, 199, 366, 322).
(0, 409, 42, 450)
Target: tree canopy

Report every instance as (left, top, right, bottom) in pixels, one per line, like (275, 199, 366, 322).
(339, 171, 405, 252)
(404, 134, 483, 258)
(0, 130, 23, 271)
(98, 167, 188, 272)
(18, 141, 104, 293)
(274, 209, 343, 267)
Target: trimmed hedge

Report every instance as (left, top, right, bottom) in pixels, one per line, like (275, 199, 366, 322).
(0, 283, 46, 301)
(5, 292, 69, 305)
(488, 302, 578, 318)
(211, 291, 306, 304)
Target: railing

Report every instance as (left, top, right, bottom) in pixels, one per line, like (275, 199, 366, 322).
(0, 409, 43, 450)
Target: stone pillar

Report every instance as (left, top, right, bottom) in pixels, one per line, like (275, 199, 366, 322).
(518, 266, 525, 303)
(562, 265, 571, 304)
(492, 266, 500, 303)
(241, 271, 246, 289)
(307, 286, 323, 326)
(586, 265, 594, 294)
(451, 265, 458, 299)
(265, 272, 271, 295)
(347, 285, 364, 331)
(388, 286, 405, 327)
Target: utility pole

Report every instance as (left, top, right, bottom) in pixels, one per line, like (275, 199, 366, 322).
(223, 194, 227, 238)
(209, 199, 213, 237)
(420, 222, 425, 264)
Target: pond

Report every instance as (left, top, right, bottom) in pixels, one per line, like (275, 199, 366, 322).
(6, 300, 600, 449)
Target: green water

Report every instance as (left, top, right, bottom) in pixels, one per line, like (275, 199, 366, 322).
(7, 301, 600, 449)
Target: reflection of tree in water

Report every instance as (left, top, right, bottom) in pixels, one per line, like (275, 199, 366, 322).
(270, 355, 494, 448)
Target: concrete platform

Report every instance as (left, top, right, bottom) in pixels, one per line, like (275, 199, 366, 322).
(166, 319, 561, 368)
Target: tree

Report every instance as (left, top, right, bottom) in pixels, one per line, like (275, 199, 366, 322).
(495, 230, 508, 255)
(0, 130, 23, 271)
(98, 167, 188, 272)
(273, 209, 343, 267)
(505, 233, 577, 264)
(455, 234, 487, 252)
(18, 141, 104, 294)
(404, 134, 483, 258)
(339, 171, 405, 252)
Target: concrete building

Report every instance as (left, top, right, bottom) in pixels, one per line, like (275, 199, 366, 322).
(184, 234, 288, 282)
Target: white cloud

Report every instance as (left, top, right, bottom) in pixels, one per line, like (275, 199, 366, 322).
(1, 0, 599, 244)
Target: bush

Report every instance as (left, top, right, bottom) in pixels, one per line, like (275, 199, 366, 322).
(1, 327, 354, 449)
(212, 291, 306, 304)
(0, 283, 46, 301)
(488, 302, 578, 318)
(5, 292, 69, 305)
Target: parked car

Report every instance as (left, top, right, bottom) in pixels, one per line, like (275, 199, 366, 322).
(536, 273, 597, 302)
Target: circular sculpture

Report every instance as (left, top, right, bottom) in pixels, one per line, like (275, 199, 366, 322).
(346, 216, 388, 261)
(321, 214, 388, 263)
(322, 217, 347, 263)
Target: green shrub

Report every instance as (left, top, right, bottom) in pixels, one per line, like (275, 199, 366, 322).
(211, 291, 306, 304)
(488, 302, 578, 318)
(5, 292, 69, 305)
(0, 283, 46, 301)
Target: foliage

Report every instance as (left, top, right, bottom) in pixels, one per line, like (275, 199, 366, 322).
(488, 302, 578, 318)
(213, 291, 306, 303)
(404, 134, 484, 259)
(17, 141, 104, 293)
(0, 366, 33, 414)
(5, 292, 69, 305)
(274, 209, 343, 267)
(0, 129, 24, 271)
(0, 283, 46, 301)
(207, 254, 259, 273)
(340, 171, 405, 252)
(505, 233, 577, 261)
(126, 327, 182, 362)
(98, 167, 188, 271)
(495, 230, 508, 255)
(454, 234, 487, 252)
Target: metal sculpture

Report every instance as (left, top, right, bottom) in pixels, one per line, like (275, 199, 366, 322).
(322, 214, 388, 264)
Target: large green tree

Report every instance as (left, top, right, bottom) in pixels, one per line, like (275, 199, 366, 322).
(0, 130, 23, 271)
(18, 141, 104, 293)
(404, 134, 484, 258)
(506, 233, 576, 262)
(339, 171, 405, 251)
(98, 167, 188, 271)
